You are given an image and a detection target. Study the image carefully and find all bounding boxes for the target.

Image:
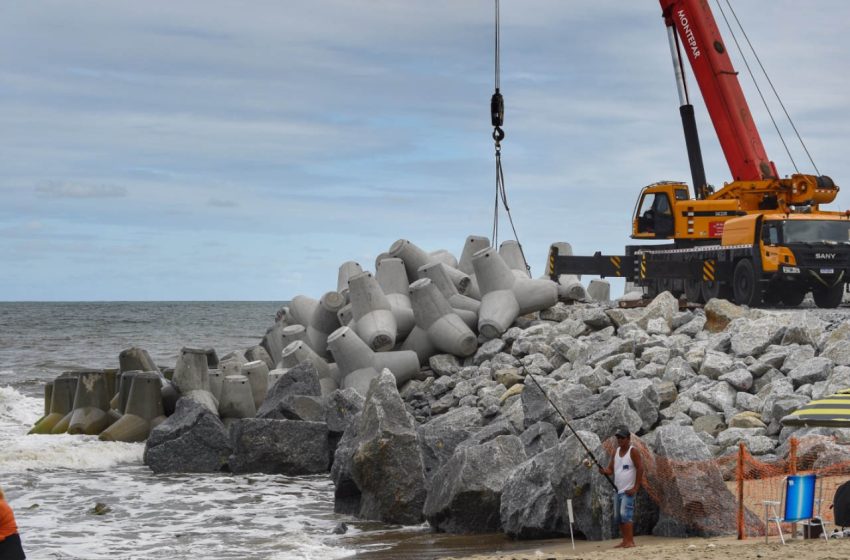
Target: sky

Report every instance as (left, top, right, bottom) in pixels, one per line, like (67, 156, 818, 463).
(2, 1, 850, 301)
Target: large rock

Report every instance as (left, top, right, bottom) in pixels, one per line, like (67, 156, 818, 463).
(349, 370, 427, 524)
(521, 379, 593, 431)
(256, 361, 321, 419)
(728, 317, 784, 357)
(325, 388, 365, 434)
(605, 378, 660, 433)
(650, 425, 754, 536)
(227, 418, 329, 474)
(500, 431, 618, 540)
(786, 357, 833, 388)
(418, 407, 484, 485)
(424, 435, 527, 533)
(636, 291, 678, 331)
(568, 396, 643, 438)
(704, 299, 746, 332)
(143, 398, 231, 473)
(519, 421, 559, 457)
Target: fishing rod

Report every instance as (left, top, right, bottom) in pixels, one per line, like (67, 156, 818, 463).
(522, 367, 619, 492)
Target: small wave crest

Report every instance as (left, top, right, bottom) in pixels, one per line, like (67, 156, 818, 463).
(0, 384, 42, 428)
(1, 384, 144, 473)
(0, 434, 144, 473)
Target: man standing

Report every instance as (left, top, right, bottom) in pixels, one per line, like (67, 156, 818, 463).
(599, 426, 643, 548)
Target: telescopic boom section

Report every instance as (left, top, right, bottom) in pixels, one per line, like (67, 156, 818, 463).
(660, 0, 779, 182)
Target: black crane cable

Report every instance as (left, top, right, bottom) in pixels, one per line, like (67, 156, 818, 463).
(719, 0, 820, 176)
(489, 0, 531, 276)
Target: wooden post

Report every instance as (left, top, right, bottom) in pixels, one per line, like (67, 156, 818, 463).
(738, 441, 745, 540)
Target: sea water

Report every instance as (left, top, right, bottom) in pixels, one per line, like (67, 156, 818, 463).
(0, 301, 360, 559)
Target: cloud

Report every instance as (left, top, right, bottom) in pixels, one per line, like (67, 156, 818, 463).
(207, 197, 238, 208)
(35, 181, 127, 199)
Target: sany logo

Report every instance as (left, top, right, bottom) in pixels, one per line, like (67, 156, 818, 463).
(815, 253, 837, 260)
(678, 10, 701, 59)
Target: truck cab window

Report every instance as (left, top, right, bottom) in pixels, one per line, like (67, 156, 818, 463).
(637, 193, 674, 236)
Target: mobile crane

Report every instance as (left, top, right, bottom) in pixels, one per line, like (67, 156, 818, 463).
(547, 0, 850, 308)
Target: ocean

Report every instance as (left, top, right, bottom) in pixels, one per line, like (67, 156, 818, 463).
(0, 301, 370, 560)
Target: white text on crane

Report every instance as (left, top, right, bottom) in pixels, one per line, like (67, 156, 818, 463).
(677, 10, 701, 59)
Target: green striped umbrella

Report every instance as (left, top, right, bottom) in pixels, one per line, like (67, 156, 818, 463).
(781, 389, 850, 427)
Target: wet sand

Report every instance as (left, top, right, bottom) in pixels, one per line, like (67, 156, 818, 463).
(343, 529, 850, 560)
(439, 534, 850, 560)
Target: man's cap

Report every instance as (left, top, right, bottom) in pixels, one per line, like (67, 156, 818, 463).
(614, 426, 631, 438)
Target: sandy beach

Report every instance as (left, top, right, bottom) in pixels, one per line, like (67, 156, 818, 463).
(440, 534, 850, 560)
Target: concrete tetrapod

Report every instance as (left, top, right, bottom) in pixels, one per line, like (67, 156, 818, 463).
(408, 278, 477, 358)
(119, 347, 159, 373)
(242, 360, 270, 411)
(172, 347, 218, 412)
(499, 240, 530, 279)
(100, 371, 166, 442)
(348, 271, 397, 352)
(67, 370, 113, 435)
(388, 239, 472, 295)
(209, 370, 224, 402)
(458, 235, 490, 275)
(420, 262, 481, 314)
(34, 381, 53, 426)
(219, 375, 256, 423)
(281, 340, 340, 395)
(327, 326, 420, 390)
(429, 249, 459, 269)
(472, 247, 558, 338)
(305, 291, 346, 360)
(337, 261, 363, 301)
(30, 373, 77, 434)
(376, 257, 415, 339)
(261, 324, 285, 368)
(289, 295, 319, 327)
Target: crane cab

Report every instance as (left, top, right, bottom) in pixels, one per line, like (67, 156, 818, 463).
(632, 182, 747, 243)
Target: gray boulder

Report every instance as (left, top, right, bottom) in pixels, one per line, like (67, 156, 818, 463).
(605, 378, 660, 433)
(227, 418, 329, 474)
(350, 370, 427, 524)
(519, 421, 559, 457)
(424, 435, 527, 533)
(521, 379, 593, 431)
(500, 431, 619, 540)
(143, 398, 232, 473)
(256, 361, 321, 419)
(786, 357, 833, 388)
(325, 388, 365, 434)
(418, 406, 484, 485)
(650, 425, 753, 536)
(568, 396, 643, 438)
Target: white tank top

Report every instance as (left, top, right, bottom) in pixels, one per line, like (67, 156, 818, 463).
(614, 445, 636, 493)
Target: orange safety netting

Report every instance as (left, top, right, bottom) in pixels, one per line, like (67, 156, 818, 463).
(602, 435, 850, 539)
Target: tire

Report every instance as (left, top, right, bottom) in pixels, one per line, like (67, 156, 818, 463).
(813, 283, 844, 309)
(780, 285, 806, 307)
(684, 279, 702, 303)
(732, 259, 762, 307)
(701, 279, 721, 302)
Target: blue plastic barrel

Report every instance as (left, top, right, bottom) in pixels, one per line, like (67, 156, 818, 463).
(784, 474, 816, 522)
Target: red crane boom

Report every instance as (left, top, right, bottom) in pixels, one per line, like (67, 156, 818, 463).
(660, 0, 778, 182)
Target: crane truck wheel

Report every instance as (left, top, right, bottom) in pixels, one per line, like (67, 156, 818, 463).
(762, 285, 782, 306)
(684, 279, 702, 303)
(700, 279, 721, 302)
(732, 259, 762, 307)
(812, 283, 844, 309)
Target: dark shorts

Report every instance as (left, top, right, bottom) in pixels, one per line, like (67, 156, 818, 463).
(614, 492, 635, 525)
(0, 532, 26, 559)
